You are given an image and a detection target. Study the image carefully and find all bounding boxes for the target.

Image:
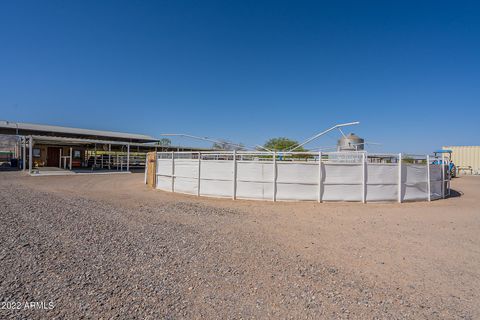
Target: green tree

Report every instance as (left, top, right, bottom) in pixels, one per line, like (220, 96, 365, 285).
(263, 137, 307, 152)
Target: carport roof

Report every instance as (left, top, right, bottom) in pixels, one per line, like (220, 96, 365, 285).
(28, 135, 212, 152)
(0, 120, 157, 143)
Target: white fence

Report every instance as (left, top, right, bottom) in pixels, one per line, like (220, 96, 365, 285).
(152, 151, 450, 202)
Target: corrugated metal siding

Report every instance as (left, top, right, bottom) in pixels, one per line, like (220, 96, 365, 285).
(443, 146, 480, 175)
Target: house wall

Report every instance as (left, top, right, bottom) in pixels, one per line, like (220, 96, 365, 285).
(32, 144, 86, 167)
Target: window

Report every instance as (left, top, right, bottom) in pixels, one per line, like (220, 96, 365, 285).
(33, 148, 41, 158)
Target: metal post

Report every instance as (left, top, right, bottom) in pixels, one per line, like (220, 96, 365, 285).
(272, 151, 277, 202)
(362, 152, 366, 203)
(171, 151, 175, 192)
(441, 154, 445, 199)
(144, 155, 148, 184)
(197, 152, 201, 196)
(232, 150, 237, 200)
(59, 148, 62, 168)
(447, 158, 451, 196)
(28, 136, 33, 174)
(398, 153, 402, 203)
(108, 144, 111, 170)
(318, 152, 323, 203)
(69, 147, 73, 170)
(94, 144, 97, 168)
(127, 144, 130, 171)
(22, 136, 26, 171)
(426, 155, 431, 201)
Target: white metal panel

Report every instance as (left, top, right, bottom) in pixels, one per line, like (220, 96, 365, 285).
(200, 180, 232, 197)
(322, 184, 362, 201)
(174, 177, 198, 194)
(156, 176, 172, 191)
(403, 164, 428, 201)
(276, 183, 317, 201)
(324, 163, 362, 184)
(366, 184, 397, 201)
(276, 162, 318, 184)
(236, 181, 273, 200)
(403, 184, 428, 201)
(174, 159, 198, 179)
(443, 146, 480, 174)
(367, 164, 398, 185)
(237, 161, 273, 182)
(157, 159, 172, 175)
(201, 160, 233, 180)
(154, 152, 447, 203)
(404, 164, 427, 184)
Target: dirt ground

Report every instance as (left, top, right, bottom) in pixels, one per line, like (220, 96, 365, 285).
(1, 171, 479, 319)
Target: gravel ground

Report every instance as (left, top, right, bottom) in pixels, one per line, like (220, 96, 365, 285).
(0, 172, 478, 319)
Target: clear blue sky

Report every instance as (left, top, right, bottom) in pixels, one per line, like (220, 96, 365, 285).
(0, 0, 478, 153)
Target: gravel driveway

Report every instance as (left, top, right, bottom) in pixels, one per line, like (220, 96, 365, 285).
(0, 172, 478, 319)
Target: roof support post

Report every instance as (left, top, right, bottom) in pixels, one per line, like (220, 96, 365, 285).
(22, 136, 26, 171)
(127, 144, 130, 171)
(94, 144, 97, 168)
(14, 138, 17, 159)
(69, 147, 73, 170)
(108, 144, 111, 170)
(28, 136, 33, 174)
(59, 148, 62, 168)
(144, 154, 148, 184)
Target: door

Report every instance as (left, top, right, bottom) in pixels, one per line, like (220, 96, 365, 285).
(47, 147, 61, 167)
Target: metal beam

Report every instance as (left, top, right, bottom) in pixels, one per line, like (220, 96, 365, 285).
(159, 133, 254, 151)
(287, 121, 360, 152)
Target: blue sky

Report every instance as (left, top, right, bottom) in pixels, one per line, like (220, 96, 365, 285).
(0, 0, 478, 153)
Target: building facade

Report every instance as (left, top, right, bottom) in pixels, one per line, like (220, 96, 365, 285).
(443, 146, 480, 175)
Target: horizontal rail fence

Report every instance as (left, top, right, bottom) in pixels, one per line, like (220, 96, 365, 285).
(152, 151, 450, 202)
(86, 151, 147, 171)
